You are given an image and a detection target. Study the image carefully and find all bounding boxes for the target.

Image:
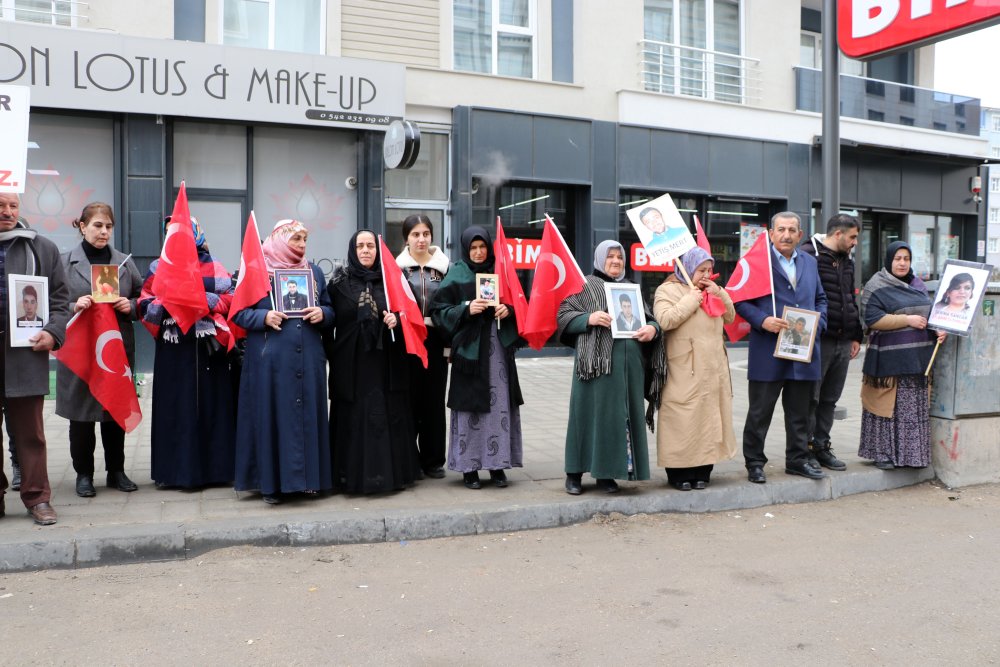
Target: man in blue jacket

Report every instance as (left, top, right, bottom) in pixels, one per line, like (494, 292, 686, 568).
(736, 212, 828, 483)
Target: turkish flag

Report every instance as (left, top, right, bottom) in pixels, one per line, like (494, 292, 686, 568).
(228, 211, 273, 339)
(151, 182, 209, 334)
(692, 214, 727, 318)
(694, 214, 711, 253)
(723, 232, 773, 342)
(493, 217, 529, 337)
(379, 235, 428, 368)
(522, 216, 586, 350)
(53, 305, 142, 433)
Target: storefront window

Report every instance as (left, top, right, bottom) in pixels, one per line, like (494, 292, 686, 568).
(172, 123, 247, 190)
(906, 213, 961, 281)
(22, 114, 115, 253)
(252, 126, 357, 278)
(223, 0, 324, 55)
(384, 133, 449, 201)
(908, 214, 935, 280)
(385, 209, 446, 257)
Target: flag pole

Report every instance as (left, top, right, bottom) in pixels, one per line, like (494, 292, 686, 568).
(378, 234, 396, 342)
(764, 231, 777, 318)
(251, 212, 277, 312)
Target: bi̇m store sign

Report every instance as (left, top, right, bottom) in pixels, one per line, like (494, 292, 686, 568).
(0, 22, 405, 131)
(839, 0, 1000, 59)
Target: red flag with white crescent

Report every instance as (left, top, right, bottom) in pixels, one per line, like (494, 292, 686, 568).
(493, 217, 529, 337)
(379, 235, 429, 368)
(151, 182, 209, 334)
(723, 232, 773, 342)
(228, 211, 273, 339)
(53, 305, 142, 433)
(521, 216, 586, 350)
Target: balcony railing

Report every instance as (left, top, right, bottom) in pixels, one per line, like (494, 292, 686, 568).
(640, 39, 761, 106)
(794, 67, 981, 136)
(0, 1, 87, 26)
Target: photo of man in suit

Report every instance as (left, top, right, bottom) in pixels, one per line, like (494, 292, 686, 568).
(16, 284, 43, 328)
(282, 278, 308, 311)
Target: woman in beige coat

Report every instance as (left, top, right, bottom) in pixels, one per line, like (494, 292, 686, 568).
(653, 247, 737, 490)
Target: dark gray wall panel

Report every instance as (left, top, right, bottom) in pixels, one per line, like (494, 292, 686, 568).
(787, 143, 811, 215)
(127, 116, 163, 177)
(591, 121, 617, 202)
(840, 150, 859, 205)
(452, 107, 473, 234)
(618, 127, 651, 188)
(533, 115, 590, 182)
(900, 160, 942, 212)
(128, 209, 164, 257)
(708, 137, 762, 195)
(762, 143, 788, 198)
(940, 164, 979, 214)
(470, 110, 532, 180)
(858, 154, 901, 209)
(650, 131, 709, 192)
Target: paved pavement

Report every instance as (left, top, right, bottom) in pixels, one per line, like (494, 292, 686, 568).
(0, 347, 932, 572)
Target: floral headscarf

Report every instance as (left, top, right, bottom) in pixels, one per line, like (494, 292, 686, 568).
(262, 219, 309, 271)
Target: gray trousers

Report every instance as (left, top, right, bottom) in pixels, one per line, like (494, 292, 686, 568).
(808, 336, 853, 448)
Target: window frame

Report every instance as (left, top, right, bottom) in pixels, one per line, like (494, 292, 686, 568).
(0, 0, 78, 26)
(452, 0, 538, 79)
(991, 176, 1000, 194)
(993, 114, 1000, 133)
(219, 0, 327, 54)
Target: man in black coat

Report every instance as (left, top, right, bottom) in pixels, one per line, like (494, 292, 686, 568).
(798, 213, 862, 471)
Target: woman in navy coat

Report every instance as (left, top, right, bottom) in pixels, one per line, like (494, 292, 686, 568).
(232, 220, 334, 504)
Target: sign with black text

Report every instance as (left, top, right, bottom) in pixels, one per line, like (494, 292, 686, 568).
(0, 84, 29, 194)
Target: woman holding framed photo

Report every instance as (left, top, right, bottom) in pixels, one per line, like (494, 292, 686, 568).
(430, 226, 524, 490)
(56, 202, 143, 497)
(556, 240, 662, 495)
(652, 247, 737, 490)
(232, 220, 333, 504)
(326, 230, 421, 494)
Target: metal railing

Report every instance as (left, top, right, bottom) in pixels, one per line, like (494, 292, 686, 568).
(639, 39, 761, 106)
(794, 67, 981, 136)
(0, 1, 88, 26)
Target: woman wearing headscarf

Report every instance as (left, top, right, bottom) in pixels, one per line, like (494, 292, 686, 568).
(395, 214, 451, 479)
(653, 247, 736, 490)
(555, 241, 662, 495)
(326, 230, 420, 494)
(858, 241, 946, 469)
(56, 202, 142, 497)
(138, 217, 236, 488)
(232, 220, 334, 504)
(430, 226, 523, 490)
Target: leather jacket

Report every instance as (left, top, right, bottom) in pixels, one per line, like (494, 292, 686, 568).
(396, 245, 451, 324)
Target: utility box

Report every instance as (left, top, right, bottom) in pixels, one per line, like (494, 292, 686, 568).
(930, 283, 1000, 487)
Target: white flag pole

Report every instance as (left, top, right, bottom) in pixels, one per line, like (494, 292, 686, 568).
(764, 230, 777, 318)
(378, 234, 396, 342)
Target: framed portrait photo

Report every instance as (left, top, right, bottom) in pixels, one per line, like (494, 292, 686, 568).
(274, 269, 315, 317)
(8, 274, 49, 347)
(773, 306, 819, 363)
(476, 273, 499, 305)
(91, 264, 121, 303)
(605, 283, 646, 339)
(927, 259, 993, 336)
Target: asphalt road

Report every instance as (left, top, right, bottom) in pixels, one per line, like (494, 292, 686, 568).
(2, 481, 998, 665)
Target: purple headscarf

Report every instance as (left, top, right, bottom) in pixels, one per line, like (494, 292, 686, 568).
(680, 247, 714, 279)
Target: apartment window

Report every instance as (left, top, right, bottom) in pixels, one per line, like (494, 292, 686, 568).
(868, 110, 885, 122)
(798, 31, 865, 77)
(993, 146, 1000, 159)
(993, 114, 1000, 132)
(991, 176, 1000, 193)
(0, 0, 75, 26)
(990, 209, 1000, 224)
(899, 116, 914, 126)
(454, 0, 536, 78)
(222, 0, 325, 54)
(643, 0, 743, 102)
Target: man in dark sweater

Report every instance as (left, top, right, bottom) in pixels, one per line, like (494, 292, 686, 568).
(799, 214, 862, 471)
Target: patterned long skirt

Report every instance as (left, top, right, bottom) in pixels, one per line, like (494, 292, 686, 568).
(447, 324, 523, 473)
(858, 374, 930, 468)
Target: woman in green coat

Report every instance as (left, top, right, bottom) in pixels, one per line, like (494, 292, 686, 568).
(556, 240, 664, 495)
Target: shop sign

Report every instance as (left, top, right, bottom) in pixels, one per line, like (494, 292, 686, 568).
(504, 238, 542, 269)
(0, 22, 405, 131)
(383, 120, 420, 169)
(0, 84, 29, 194)
(838, 0, 1000, 59)
(631, 243, 674, 272)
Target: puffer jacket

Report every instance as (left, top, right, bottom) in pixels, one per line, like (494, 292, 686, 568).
(396, 245, 450, 326)
(799, 234, 862, 342)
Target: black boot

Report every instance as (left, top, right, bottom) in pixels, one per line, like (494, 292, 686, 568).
(565, 473, 583, 495)
(76, 474, 97, 498)
(462, 472, 481, 489)
(107, 471, 138, 492)
(809, 443, 847, 471)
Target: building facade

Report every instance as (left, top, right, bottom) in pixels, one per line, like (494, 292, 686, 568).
(2, 0, 991, 365)
(981, 107, 1000, 279)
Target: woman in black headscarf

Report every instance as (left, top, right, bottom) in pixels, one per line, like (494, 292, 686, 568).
(325, 230, 420, 494)
(430, 226, 524, 490)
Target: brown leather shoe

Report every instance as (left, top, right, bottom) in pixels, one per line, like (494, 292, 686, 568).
(29, 502, 57, 526)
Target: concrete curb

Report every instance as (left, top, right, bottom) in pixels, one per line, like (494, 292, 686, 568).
(0, 466, 936, 573)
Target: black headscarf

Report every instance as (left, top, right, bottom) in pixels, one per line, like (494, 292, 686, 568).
(461, 226, 495, 272)
(884, 240, 914, 284)
(346, 229, 386, 349)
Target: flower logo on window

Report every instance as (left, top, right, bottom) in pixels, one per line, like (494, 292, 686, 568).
(21, 168, 95, 232)
(270, 174, 345, 231)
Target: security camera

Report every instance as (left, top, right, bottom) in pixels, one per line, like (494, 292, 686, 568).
(345, 176, 358, 190)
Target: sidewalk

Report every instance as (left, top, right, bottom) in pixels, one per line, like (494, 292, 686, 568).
(0, 348, 932, 572)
